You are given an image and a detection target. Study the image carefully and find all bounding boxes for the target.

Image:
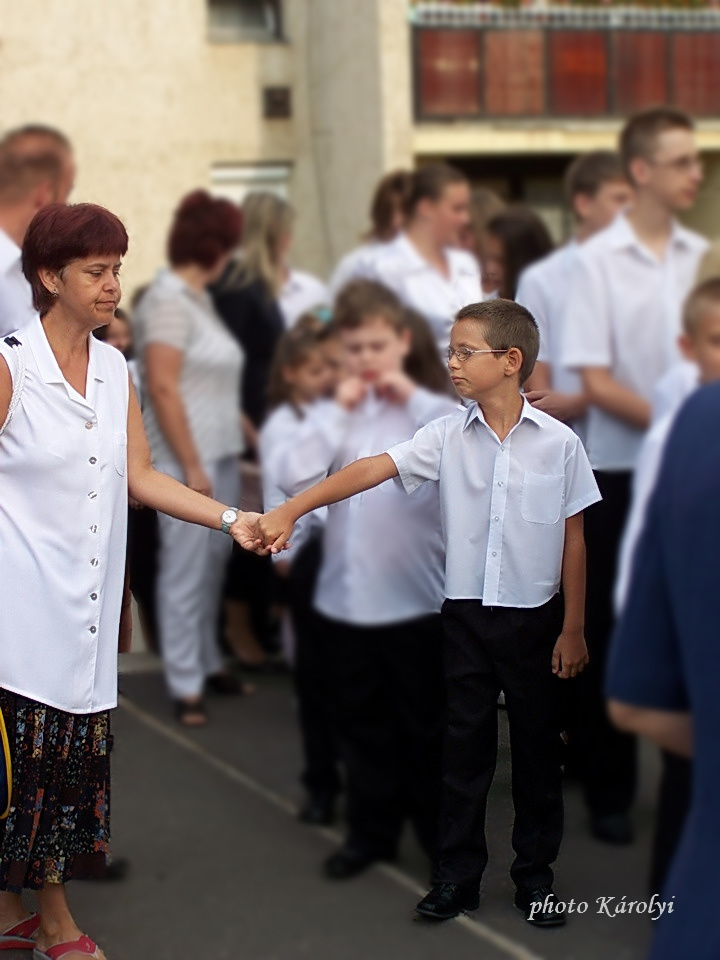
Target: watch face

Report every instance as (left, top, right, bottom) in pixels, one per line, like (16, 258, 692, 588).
(222, 509, 237, 526)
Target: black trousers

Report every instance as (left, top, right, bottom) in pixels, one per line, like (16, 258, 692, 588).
(320, 612, 446, 860)
(287, 539, 341, 799)
(578, 470, 637, 817)
(436, 596, 565, 893)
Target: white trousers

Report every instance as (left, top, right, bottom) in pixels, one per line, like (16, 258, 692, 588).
(155, 456, 240, 699)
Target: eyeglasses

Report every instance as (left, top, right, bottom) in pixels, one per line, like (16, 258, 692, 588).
(446, 346, 509, 363)
(649, 155, 704, 175)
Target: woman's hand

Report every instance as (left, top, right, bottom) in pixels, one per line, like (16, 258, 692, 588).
(184, 463, 213, 497)
(230, 512, 270, 555)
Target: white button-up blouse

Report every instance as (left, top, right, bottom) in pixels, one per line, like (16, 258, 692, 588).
(0, 316, 129, 714)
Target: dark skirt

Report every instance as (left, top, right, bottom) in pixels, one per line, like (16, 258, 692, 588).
(0, 689, 112, 892)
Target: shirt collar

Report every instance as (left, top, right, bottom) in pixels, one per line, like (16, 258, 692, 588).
(25, 314, 104, 387)
(608, 211, 696, 256)
(462, 396, 544, 433)
(0, 229, 21, 275)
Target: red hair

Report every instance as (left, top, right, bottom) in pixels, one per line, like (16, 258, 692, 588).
(22, 203, 129, 315)
(167, 190, 242, 269)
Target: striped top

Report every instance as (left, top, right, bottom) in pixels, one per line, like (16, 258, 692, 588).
(134, 269, 244, 467)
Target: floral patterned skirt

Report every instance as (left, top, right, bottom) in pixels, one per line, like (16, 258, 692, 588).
(0, 689, 112, 892)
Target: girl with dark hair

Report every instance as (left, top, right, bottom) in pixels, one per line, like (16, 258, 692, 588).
(369, 163, 481, 356)
(0, 202, 261, 958)
(134, 190, 248, 727)
(482, 206, 554, 301)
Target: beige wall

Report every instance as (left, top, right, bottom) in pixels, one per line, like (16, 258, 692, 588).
(0, 0, 294, 296)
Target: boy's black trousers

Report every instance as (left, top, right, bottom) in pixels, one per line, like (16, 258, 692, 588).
(318, 612, 446, 861)
(435, 595, 565, 893)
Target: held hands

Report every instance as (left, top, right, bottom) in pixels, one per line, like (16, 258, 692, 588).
(228, 508, 295, 556)
(551, 630, 589, 680)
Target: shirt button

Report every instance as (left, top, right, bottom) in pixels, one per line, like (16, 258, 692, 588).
(85, 421, 94, 430)
(89, 626, 97, 634)
(90, 558, 99, 567)
(90, 593, 98, 601)
(88, 491, 98, 499)
(494, 516, 500, 521)
(497, 481, 503, 487)
(90, 525, 98, 534)
(89, 457, 97, 465)
(492, 551, 497, 557)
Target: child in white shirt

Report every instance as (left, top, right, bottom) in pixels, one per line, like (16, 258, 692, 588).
(255, 299, 600, 927)
(270, 279, 458, 880)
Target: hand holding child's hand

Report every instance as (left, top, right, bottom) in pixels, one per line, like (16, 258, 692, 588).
(258, 505, 296, 554)
(336, 377, 368, 410)
(551, 631, 589, 679)
(375, 370, 416, 404)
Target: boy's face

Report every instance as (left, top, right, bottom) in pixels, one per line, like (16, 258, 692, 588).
(574, 178, 633, 235)
(681, 306, 720, 384)
(631, 128, 703, 212)
(447, 318, 522, 399)
(339, 315, 410, 383)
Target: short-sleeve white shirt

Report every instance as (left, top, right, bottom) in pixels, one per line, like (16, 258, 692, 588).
(279, 270, 330, 328)
(0, 316, 129, 713)
(368, 233, 482, 355)
(388, 398, 601, 607)
(561, 213, 708, 470)
(329, 242, 384, 301)
(0, 229, 37, 338)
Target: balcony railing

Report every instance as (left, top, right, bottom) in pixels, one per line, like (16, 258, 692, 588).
(411, 2, 720, 119)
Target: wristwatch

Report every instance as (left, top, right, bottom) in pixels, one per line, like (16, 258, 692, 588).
(220, 508, 240, 534)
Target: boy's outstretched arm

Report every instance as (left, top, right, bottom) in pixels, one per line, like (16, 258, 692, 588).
(552, 511, 590, 679)
(257, 453, 399, 553)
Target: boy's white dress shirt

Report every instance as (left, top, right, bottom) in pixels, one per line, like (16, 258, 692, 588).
(652, 360, 698, 425)
(388, 399, 601, 608)
(368, 233, 482, 355)
(561, 214, 708, 471)
(516, 241, 586, 441)
(275, 388, 458, 625)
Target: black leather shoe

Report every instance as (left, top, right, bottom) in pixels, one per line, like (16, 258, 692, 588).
(415, 883, 480, 920)
(591, 813, 634, 845)
(515, 886, 567, 927)
(298, 793, 336, 827)
(324, 848, 379, 880)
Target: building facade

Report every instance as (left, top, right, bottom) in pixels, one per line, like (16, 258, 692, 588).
(2, 0, 719, 293)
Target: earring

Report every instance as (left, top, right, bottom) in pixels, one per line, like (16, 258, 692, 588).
(52, 290, 58, 298)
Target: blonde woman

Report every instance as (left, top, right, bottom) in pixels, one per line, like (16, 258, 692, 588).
(212, 192, 294, 671)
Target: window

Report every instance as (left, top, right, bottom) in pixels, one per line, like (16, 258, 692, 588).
(208, 0, 282, 43)
(210, 163, 291, 206)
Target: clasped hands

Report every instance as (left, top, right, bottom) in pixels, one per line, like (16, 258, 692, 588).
(229, 505, 296, 556)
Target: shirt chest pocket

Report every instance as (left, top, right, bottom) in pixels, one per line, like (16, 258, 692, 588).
(114, 431, 127, 477)
(520, 471, 564, 524)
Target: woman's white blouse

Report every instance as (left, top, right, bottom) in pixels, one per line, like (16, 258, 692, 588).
(0, 316, 129, 714)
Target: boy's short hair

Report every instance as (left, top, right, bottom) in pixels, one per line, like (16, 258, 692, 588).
(620, 108, 694, 180)
(683, 278, 720, 336)
(564, 151, 625, 206)
(455, 299, 539, 385)
(333, 279, 406, 333)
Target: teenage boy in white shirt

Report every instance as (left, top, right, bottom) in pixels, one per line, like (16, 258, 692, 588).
(517, 150, 632, 434)
(561, 108, 708, 845)
(252, 299, 600, 927)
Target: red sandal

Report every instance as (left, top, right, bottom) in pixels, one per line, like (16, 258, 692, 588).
(0, 913, 40, 949)
(33, 936, 104, 959)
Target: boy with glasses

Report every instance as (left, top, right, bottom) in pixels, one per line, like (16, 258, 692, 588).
(561, 108, 708, 845)
(251, 300, 600, 926)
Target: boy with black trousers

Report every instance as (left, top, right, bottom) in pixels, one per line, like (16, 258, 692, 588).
(252, 299, 601, 926)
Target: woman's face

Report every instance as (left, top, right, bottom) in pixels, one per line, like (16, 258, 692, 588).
(45, 254, 122, 329)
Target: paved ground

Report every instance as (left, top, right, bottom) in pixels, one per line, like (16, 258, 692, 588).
(11, 661, 659, 960)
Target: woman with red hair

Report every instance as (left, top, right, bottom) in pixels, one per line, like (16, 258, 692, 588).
(134, 190, 248, 727)
(0, 202, 262, 959)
